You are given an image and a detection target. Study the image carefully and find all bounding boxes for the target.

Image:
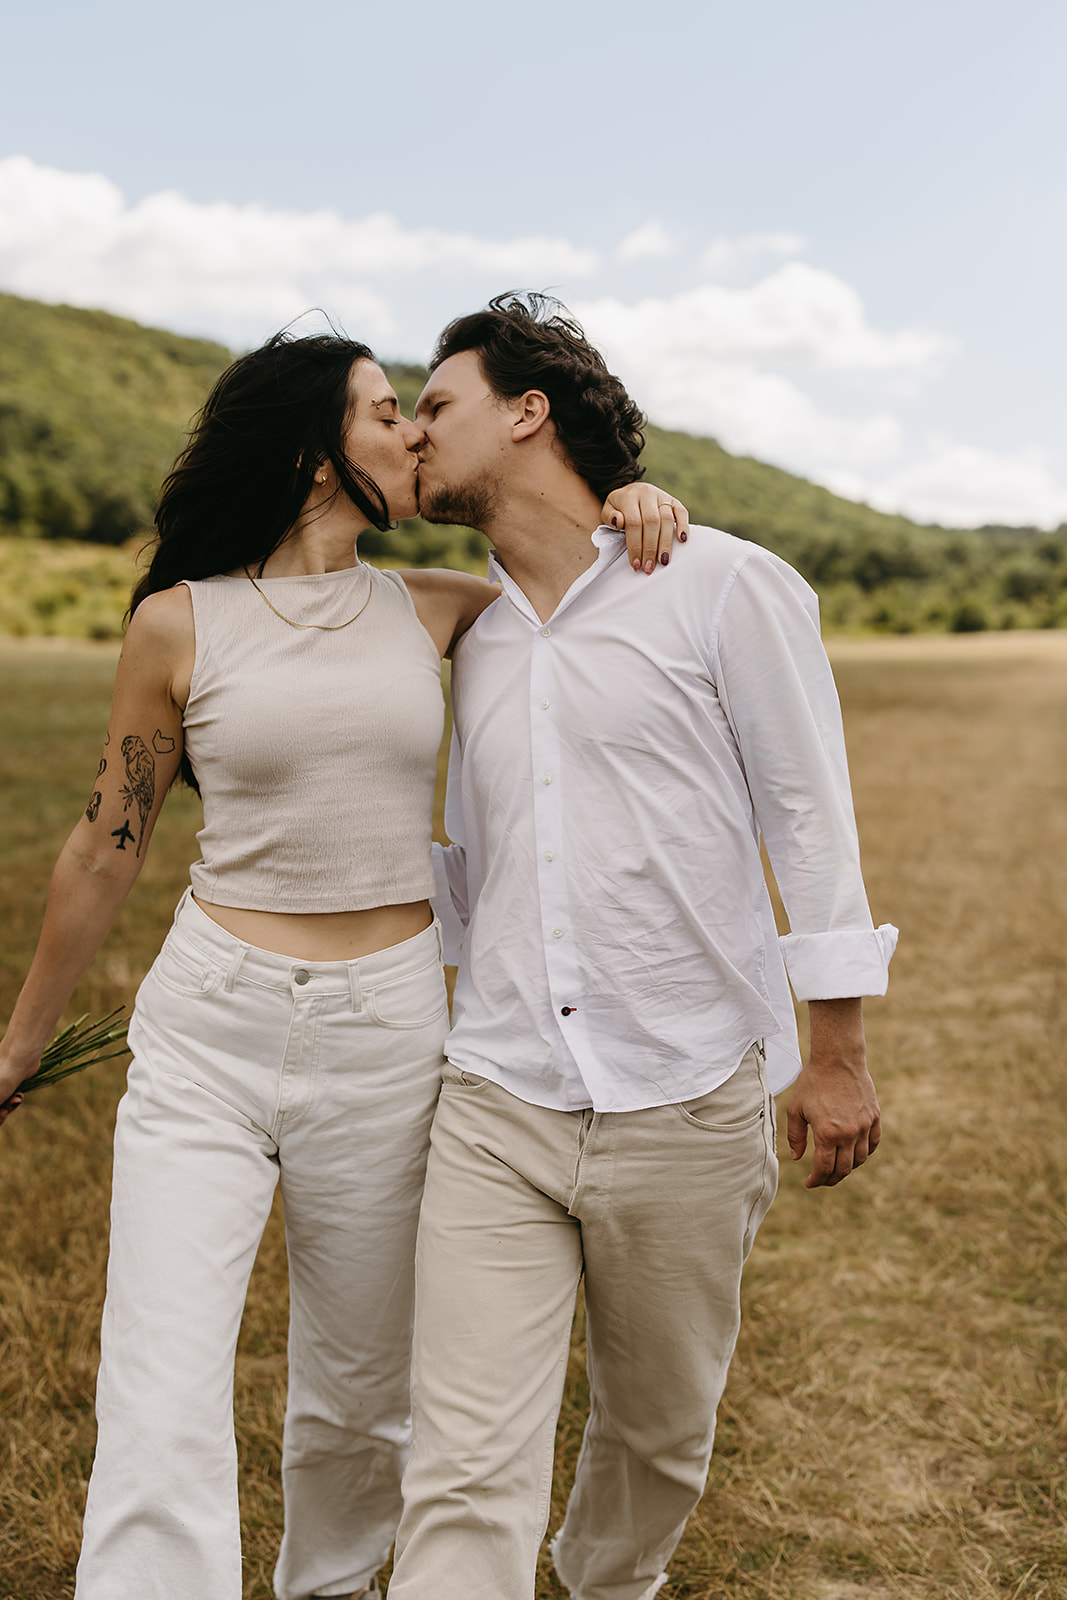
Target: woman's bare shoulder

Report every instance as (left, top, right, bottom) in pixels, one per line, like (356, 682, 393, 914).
(398, 568, 501, 656)
(121, 586, 195, 674)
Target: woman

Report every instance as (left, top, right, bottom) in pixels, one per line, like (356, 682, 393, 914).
(0, 328, 685, 1600)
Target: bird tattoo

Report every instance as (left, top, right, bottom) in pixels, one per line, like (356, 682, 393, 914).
(120, 734, 156, 857)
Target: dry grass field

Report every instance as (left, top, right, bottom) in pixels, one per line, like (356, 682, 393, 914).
(1, 631, 1065, 1600)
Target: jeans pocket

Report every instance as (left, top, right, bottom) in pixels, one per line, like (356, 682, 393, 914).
(150, 934, 225, 998)
(677, 1050, 767, 1131)
(365, 959, 448, 1030)
(440, 1064, 490, 1089)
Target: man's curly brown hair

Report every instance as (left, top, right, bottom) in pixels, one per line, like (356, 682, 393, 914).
(430, 293, 646, 500)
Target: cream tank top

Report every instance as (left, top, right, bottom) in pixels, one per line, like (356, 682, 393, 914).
(180, 565, 443, 913)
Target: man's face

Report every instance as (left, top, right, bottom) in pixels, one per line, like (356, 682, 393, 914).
(414, 350, 512, 528)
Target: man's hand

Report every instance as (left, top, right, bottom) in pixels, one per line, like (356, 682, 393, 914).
(786, 997, 881, 1188)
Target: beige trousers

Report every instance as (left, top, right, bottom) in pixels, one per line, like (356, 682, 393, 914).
(389, 1045, 778, 1600)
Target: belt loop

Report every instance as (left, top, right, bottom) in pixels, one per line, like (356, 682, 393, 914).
(434, 918, 443, 963)
(223, 944, 247, 993)
(348, 960, 363, 1014)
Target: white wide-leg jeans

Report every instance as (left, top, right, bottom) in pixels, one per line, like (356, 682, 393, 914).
(75, 890, 448, 1600)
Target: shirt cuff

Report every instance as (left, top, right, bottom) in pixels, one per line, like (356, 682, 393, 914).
(430, 841, 467, 966)
(779, 924, 899, 1000)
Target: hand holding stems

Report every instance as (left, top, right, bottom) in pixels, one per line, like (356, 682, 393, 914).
(0, 1094, 23, 1127)
(1, 1010, 129, 1127)
(786, 997, 882, 1188)
(601, 484, 690, 573)
(0, 1037, 38, 1126)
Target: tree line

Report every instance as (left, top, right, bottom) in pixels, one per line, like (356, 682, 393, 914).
(2, 291, 1065, 634)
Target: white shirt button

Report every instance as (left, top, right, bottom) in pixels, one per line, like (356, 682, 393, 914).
(544, 851, 555, 862)
(552, 928, 565, 938)
(542, 775, 553, 785)
(540, 626, 552, 637)
(540, 699, 550, 709)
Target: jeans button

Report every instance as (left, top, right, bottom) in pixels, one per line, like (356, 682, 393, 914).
(293, 969, 310, 985)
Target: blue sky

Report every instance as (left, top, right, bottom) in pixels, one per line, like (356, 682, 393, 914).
(1, 0, 1064, 527)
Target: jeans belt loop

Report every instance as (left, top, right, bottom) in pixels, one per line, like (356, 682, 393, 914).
(348, 961, 363, 1014)
(223, 944, 247, 993)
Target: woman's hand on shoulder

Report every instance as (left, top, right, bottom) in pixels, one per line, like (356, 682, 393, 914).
(400, 569, 501, 658)
(602, 483, 690, 575)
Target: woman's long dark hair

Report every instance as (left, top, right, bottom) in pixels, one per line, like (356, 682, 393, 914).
(131, 328, 389, 791)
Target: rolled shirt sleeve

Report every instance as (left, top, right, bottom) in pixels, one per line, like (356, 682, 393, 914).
(713, 548, 898, 1001)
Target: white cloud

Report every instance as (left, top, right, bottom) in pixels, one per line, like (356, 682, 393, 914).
(856, 440, 1067, 529)
(618, 220, 675, 261)
(576, 267, 952, 376)
(575, 283, 1067, 529)
(0, 155, 599, 348)
(699, 231, 805, 277)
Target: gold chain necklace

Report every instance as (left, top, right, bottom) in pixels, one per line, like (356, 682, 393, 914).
(244, 567, 373, 631)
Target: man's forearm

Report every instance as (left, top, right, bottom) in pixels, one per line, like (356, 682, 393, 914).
(807, 996, 867, 1067)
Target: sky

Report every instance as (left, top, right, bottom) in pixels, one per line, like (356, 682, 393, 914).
(1, 0, 1064, 530)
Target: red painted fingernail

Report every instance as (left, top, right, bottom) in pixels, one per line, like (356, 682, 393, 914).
(660, 552, 669, 566)
(644, 559, 655, 574)
(679, 530, 688, 542)
(632, 558, 642, 572)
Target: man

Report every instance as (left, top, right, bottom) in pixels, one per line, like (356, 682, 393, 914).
(389, 295, 897, 1600)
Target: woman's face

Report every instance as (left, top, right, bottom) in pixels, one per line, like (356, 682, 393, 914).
(341, 360, 423, 521)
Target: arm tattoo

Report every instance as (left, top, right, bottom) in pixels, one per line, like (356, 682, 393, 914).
(119, 734, 156, 857)
(85, 756, 106, 822)
(152, 728, 175, 754)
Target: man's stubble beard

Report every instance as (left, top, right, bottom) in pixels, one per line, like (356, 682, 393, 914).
(418, 469, 500, 533)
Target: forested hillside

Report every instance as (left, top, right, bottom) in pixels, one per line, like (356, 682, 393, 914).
(0, 293, 227, 544)
(2, 291, 1065, 635)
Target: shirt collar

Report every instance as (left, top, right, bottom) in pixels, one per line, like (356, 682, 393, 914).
(488, 527, 628, 626)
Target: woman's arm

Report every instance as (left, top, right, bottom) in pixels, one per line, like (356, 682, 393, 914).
(0, 590, 191, 1121)
(399, 569, 500, 658)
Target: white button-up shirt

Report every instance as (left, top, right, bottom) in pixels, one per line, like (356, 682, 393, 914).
(433, 526, 897, 1113)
